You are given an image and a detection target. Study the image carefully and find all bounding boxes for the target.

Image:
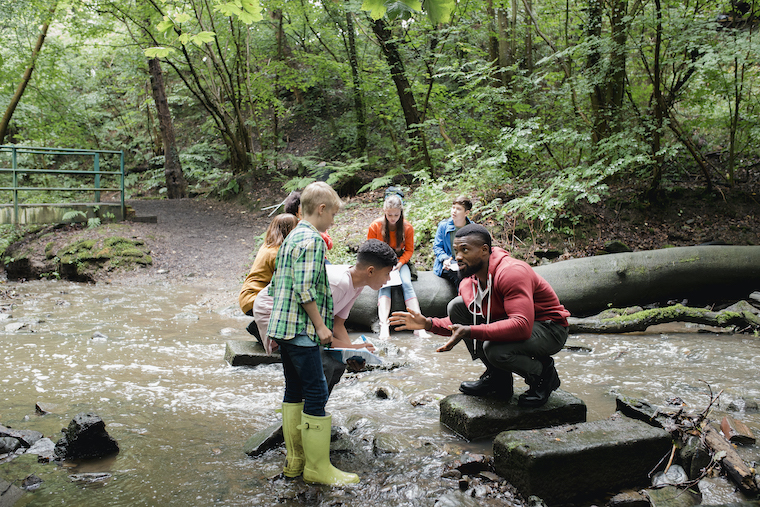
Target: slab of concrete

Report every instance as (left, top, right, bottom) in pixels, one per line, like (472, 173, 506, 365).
(493, 417, 672, 506)
(224, 340, 282, 367)
(439, 389, 587, 441)
(0, 478, 25, 507)
(243, 421, 283, 457)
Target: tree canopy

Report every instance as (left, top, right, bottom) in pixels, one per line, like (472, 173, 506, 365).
(1, 0, 757, 228)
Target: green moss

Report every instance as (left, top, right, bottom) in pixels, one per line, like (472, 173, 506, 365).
(120, 247, 147, 257)
(600, 304, 709, 324)
(716, 311, 741, 325)
(44, 241, 56, 259)
(678, 256, 700, 263)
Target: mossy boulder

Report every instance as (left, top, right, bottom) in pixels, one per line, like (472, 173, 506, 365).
(1, 225, 152, 282)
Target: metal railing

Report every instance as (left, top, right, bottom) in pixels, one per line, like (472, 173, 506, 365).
(0, 145, 125, 224)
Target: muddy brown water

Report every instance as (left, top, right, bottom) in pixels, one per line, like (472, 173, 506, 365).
(1, 280, 759, 506)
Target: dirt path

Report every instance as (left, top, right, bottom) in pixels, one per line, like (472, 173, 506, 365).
(106, 199, 271, 305)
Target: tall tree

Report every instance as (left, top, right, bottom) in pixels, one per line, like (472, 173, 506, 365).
(371, 17, 433, 173)
(0, 3, 56, 144)
(148, 57, 187, 198)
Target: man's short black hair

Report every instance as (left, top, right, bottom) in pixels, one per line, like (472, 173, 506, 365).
(455, 224, 492, 251)
(357, 239, 397, 269)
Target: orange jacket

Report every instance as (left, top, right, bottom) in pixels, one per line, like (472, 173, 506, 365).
(367, 218, 414, 265)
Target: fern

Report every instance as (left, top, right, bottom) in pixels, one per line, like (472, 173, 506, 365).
(62, 211, 87, 223)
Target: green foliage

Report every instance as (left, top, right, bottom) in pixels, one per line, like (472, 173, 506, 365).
(282, 156, 369, 194)
(62, 211, 87, 223)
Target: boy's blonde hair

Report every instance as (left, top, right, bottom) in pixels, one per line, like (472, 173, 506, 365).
(300, 181, 342, 215)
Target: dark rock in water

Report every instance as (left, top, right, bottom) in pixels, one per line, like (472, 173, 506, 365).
(54, 413, 119, 460)
(0, 437, 22, 454)
(643, 485, 699, 507)
(0, 478, 25, 506)
(748, 291, 760, 309)
(680, 435, 712, 479)
(243, 421, 283, 457)
(35, 402, 58, 415)
(608, 489, 650, 507)
(728, 397, 760, 413)
(67, 472, 112, 484)
(493, 417, 672, 505)
(0, 425, 43, 447)
(614, 394, 683, 428)
(21, 474, 43, 491)
(440, 389, 587, 441)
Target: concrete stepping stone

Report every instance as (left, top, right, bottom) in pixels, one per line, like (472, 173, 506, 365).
(224, 340, 281, 367)
(493, 417, 672, 505)
(439, 389, 587, 441)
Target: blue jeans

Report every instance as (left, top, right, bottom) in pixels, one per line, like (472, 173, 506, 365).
(276, 338, 329, 416)
(378, 263, 416, 301)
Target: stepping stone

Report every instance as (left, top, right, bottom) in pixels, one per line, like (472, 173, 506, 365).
(0, 478, 25, 506)
(243, 421, 283, 457)
(224, 340, 281, 367)
(493, 417, 672, 505)
(439, 389, 587, 441)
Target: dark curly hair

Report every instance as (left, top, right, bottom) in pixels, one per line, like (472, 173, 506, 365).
(356, 239, 398, 269)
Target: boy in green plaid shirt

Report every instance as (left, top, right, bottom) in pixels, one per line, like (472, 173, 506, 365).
(267, 181, 359, 485)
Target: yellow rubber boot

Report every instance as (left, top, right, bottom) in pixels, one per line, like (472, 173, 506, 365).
(280, 402, 305, 477)
(298, 412, 359, 485)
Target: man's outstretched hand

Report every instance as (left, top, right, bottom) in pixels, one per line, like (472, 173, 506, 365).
(389, 307, 427, 330)
(436, 324, 470, 352)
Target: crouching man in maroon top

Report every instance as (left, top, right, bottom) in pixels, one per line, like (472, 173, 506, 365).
(389, 224, 571, 407)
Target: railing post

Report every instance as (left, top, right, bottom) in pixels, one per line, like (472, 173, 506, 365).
(94, 152, 101, 203)
(12, 146, 18, 224)
(120, 150, 125, 220)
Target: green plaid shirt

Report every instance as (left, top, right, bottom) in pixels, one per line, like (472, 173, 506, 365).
(267, 221, 333, 343)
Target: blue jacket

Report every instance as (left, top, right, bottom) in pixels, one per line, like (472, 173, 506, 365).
(433, 217, 472, 276)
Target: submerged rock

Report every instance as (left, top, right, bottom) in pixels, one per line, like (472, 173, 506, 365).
(243, 421, 283, 457)
(643, 485, 699, 507)
(493, 417, 672, 505)
(54, 413, 119, 460)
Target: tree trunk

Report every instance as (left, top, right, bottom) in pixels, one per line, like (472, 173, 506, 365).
(346, 246, 760, 328)
(608, 0, 627, 116)
(535, 245, 760, 317)
(148, 58, 187, 199)
(0, 5, 56, 144)
(648, 0, 665, 197)
(346, 10, 367, 155)
(585, 0, 606, 142)
(371, 18, 433, 173)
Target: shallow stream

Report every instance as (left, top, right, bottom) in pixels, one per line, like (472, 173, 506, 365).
(1, 280, 759, 506)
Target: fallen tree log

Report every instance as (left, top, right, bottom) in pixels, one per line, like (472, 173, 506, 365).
(346, 246, 760, 329)
(568, 300, 760, 334)
(702, 423, 760, 495)
(535, 245, 760, 317)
